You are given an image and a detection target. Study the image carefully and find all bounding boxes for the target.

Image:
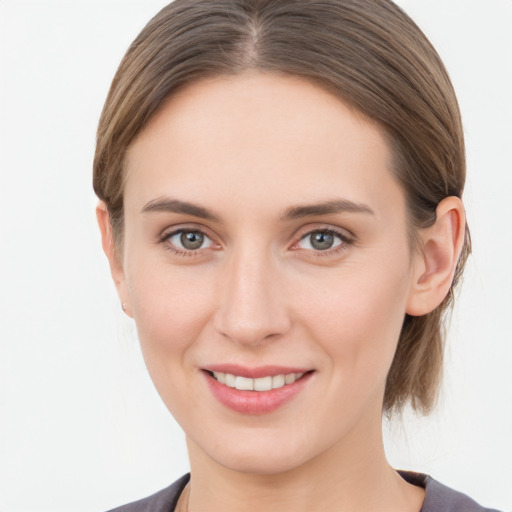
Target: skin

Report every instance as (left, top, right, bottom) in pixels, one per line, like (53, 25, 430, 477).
(98, 72, 465, 511)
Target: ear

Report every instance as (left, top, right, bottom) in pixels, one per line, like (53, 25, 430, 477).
(96, 202, 132, 317)
(406, 196, 466, 316)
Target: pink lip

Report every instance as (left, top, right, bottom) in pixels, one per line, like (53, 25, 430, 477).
(202, 366, 314, 415)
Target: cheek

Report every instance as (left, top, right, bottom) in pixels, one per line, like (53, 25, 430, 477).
(124, 261, 219, 427)
(297, 253, 411, 385)
(125, 257, 215, 364)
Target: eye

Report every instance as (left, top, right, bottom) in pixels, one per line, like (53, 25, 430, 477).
(166, 229, 214, 251)
(297, 230, 345, 251)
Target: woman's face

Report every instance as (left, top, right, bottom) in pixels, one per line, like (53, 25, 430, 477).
(119, 72, 419, 474)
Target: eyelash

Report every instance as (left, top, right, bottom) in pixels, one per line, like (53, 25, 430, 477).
(293, 228, 354, 257)
(159, 227, 215, 257)
(158, 226, 354, 258)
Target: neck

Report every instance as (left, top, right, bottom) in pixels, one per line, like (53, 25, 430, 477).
(185, 412, 424, 512)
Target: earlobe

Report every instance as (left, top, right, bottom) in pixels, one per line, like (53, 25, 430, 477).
(406, 197, 466, 316)
(96, 202, 132, 317)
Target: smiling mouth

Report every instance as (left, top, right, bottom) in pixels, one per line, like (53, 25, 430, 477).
(205, 370, 311, 392)
(203, 367, 315, 414)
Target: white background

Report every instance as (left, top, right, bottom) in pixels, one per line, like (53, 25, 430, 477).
(0, 1, 511, 511)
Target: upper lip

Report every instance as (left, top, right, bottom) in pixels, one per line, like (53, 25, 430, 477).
(203, 364, 313, 379)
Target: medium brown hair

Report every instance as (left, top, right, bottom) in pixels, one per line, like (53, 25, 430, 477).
(93, 0, 470, 414)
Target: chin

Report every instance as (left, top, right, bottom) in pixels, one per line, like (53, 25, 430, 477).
(193, 427, 322, 476)
(216, 448, 308, 476)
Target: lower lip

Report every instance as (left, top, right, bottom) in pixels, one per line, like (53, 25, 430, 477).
(203, 371, 313, 415)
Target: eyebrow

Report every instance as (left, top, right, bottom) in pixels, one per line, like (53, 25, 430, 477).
(141, 197, 220, 221)
(141, 196, 374, 222)
(280, 199, 374, 221)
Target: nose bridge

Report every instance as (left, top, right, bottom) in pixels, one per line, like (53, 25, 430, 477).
(214, 243, 290, 346)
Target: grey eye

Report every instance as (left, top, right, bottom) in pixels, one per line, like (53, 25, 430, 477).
(299, 231, 343, 251)
(169, 230, 213, 250)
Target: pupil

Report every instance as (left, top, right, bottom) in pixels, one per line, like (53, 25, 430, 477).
(181, 231, 204, 250)
(311, 232, 334, 250)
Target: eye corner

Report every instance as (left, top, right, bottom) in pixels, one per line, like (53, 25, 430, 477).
(288, 225, 355, 260)
(158, 225, 221, 257)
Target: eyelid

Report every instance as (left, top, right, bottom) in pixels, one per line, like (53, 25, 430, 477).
(158, 223, 221, 255)
(157, 222, 354, 257)
(169, 230, 214, 250)
(292, 223, 354, 244)
(289, 224, 355, 255)
(159, 222, 216, 239)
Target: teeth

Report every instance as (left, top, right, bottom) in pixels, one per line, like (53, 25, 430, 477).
(235, 376, 253, 391)
(225, 373, 236, 388)
(254, 376, 272, 391)
(211, 371, 305, 391)
(285, 373, 296, 385)
(272, 374, 285, 388)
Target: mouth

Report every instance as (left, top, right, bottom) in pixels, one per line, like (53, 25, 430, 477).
(201, 366, 315, 414)
(205, 370, 309, 391)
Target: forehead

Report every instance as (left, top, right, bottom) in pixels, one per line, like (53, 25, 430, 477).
(124, 72, 405, 221)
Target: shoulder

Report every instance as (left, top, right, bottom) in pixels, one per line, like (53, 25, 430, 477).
(398, 471, 502, 512)
(106, 474, 190, 512)
(105, 471, 502, 512)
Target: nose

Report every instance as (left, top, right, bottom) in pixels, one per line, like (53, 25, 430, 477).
(213, 247, 291, 347)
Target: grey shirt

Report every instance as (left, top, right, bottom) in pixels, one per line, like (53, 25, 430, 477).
(107, 472, 502, 511)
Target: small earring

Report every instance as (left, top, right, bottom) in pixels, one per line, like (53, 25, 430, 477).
(122, 303, 127, 311)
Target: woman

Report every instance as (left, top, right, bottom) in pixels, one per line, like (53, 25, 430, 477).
(93, 1, 500, 510)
